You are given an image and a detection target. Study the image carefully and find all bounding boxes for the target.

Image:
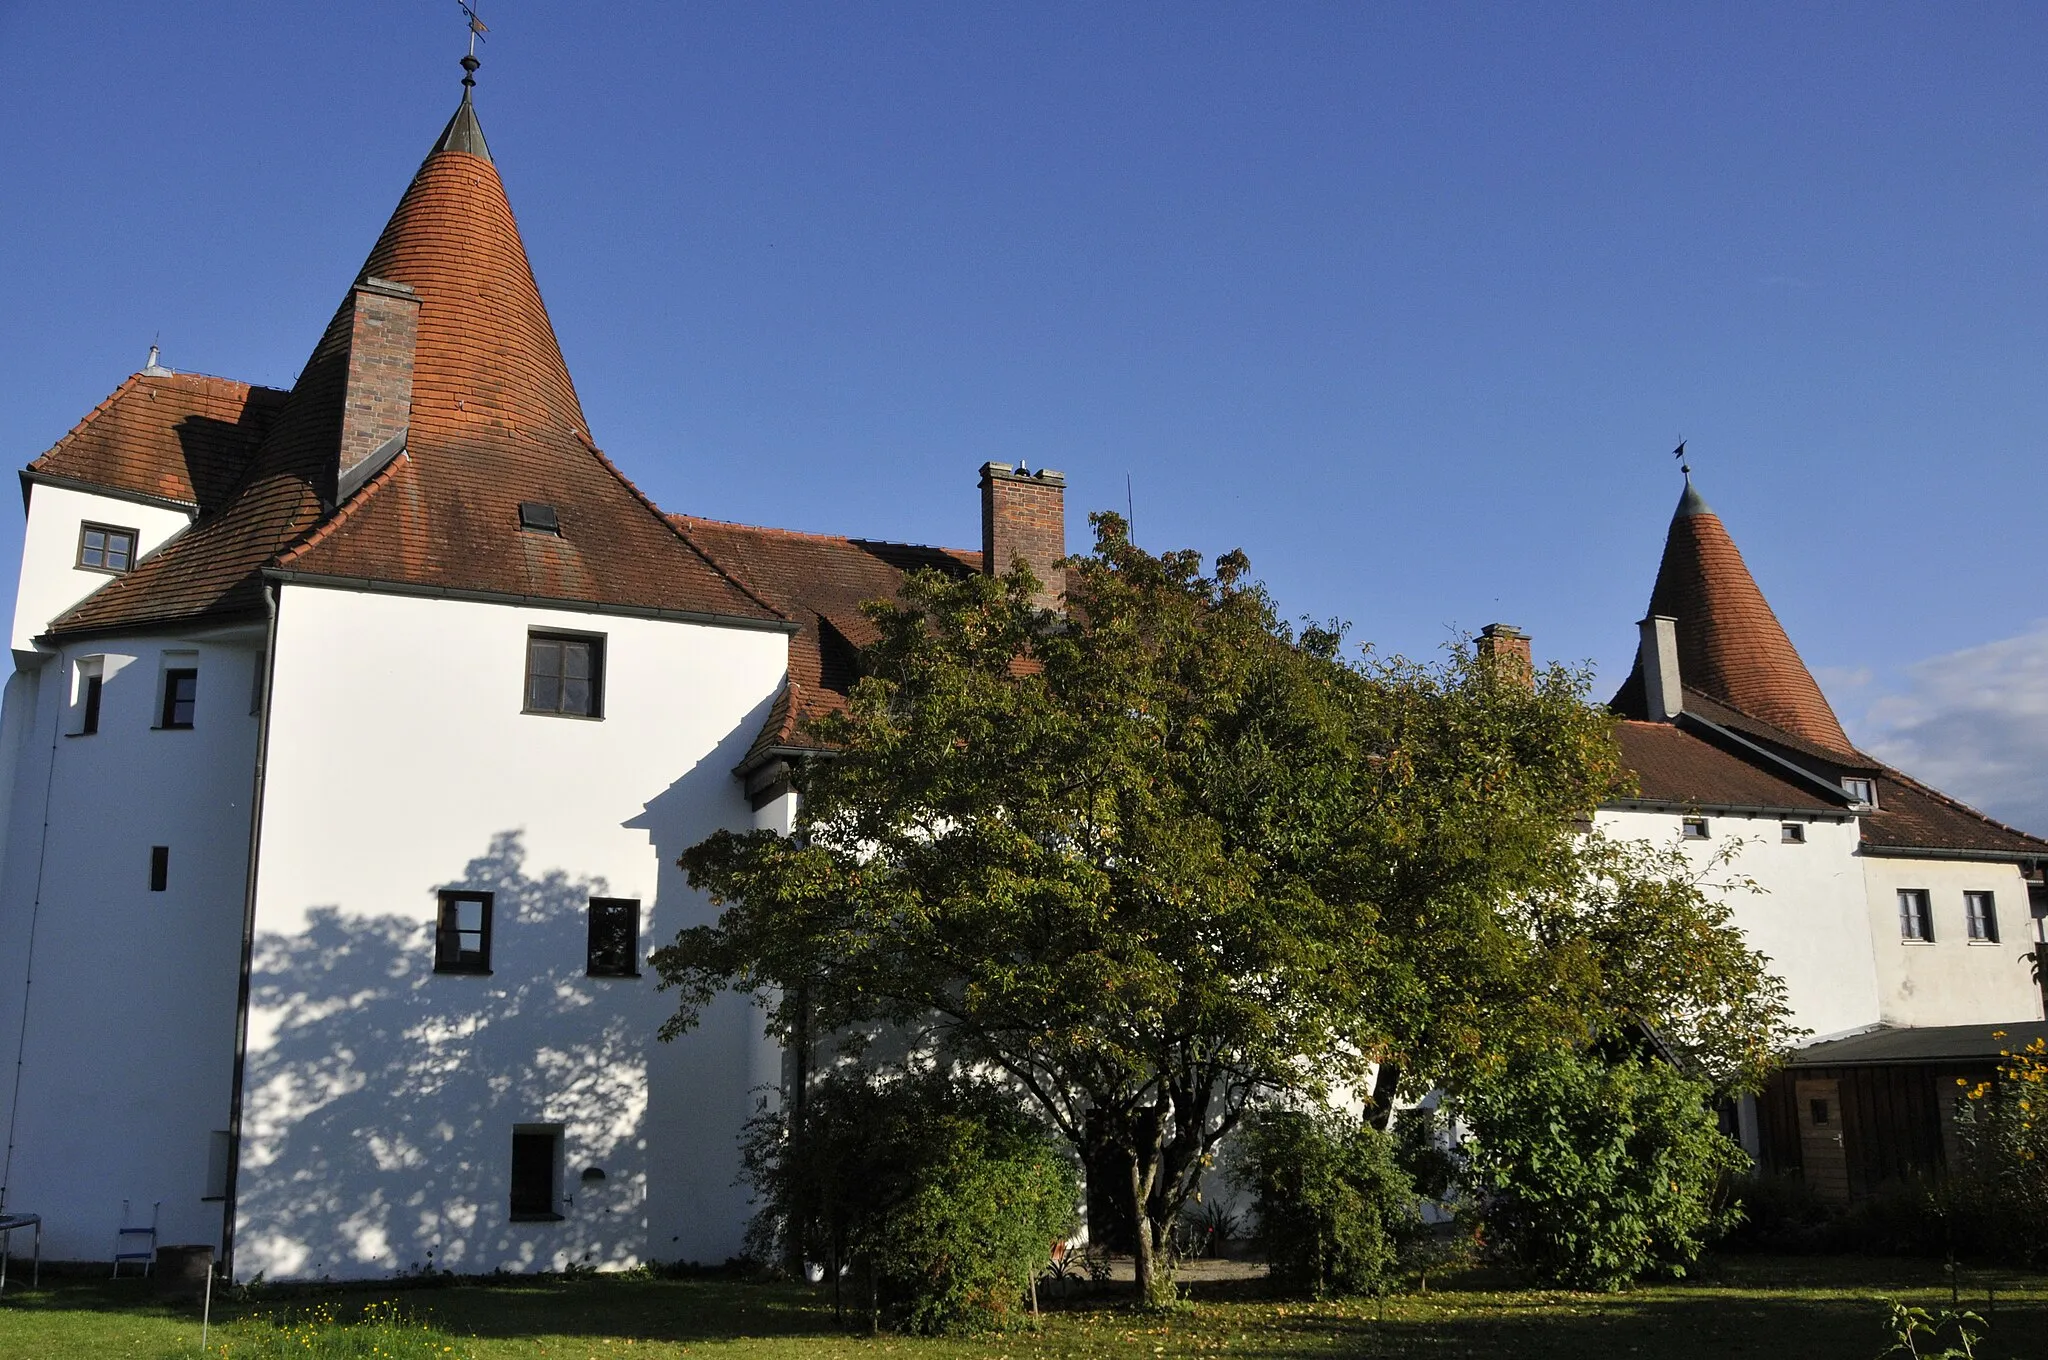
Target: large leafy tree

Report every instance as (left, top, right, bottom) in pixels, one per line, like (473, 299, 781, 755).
(656, 516, 1791, 1303)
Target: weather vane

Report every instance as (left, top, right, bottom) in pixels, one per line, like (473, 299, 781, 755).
(458, 1, 488, 59)
(1673, 439, 1690, 478)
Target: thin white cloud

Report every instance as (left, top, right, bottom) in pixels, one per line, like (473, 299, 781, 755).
(1851, 624, 2048, 837)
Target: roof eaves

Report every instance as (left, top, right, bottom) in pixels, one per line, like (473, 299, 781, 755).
(1870, 763, 2048, 854)
(1603, 797, 1855, 821)
(21, 468, 201, 517)
(262, 567, 801, 634)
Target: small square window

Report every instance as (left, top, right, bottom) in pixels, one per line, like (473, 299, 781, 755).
(518, 502, 560, 534)
(435, 890, 493, 973)
(1781, 823, 1806, 844)
(1681, 817, 1710, 840)
(160, 668, 197, 729)
(1809, 1098, 1831, 1127)
(1965, 891, 1999, 943)
(510, 1126, 563, 1220)
(77, 522, 138, 573)
(525, 632, 604, 719)
(587, 898, 641, 977)
(149, 846, 169, 892)
(71, 659, 105, 736)
(1842, 777, 1877, 807)
(1899, 888, 1934, 942)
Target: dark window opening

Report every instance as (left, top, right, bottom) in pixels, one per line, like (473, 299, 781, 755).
(587, 897, 641, 977)
(1966, 891, 2000, 943)
(1681, 817, 1709, 840)
(1809, 1098, 1831, 1127)
(77, 522, 138, 573)
(518, 502, 560, 534)
(81, 674, 103, 735)
(510, 1128, 561, 1220)
(818, 619, 862, 696)
(435, 890, 493, 973)
(149, 846, 169, 892)
(160, 668, 197, 729)
(1781, 822, 1805, 844)
(525, 633, 603, 718)
(1899, 888, 1934, 942)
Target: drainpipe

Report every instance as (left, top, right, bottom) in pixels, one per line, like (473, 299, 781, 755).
(219, 581, 281, 1279)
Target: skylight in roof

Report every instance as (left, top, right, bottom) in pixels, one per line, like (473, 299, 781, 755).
(518, 502, 560, 534)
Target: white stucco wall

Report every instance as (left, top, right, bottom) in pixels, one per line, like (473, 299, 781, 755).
(0, 634, 262, 1260)
(238, 584, 787, 1281)
(1594, 808, 1880, 1042)
(1860, 857, 2044, 1026)
(10, 484, 192, 651)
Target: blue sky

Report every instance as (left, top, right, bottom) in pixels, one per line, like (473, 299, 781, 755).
(4, 4, 2046, 825)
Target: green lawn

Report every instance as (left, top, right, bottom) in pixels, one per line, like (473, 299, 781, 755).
(0, 1256, 2043, 1360)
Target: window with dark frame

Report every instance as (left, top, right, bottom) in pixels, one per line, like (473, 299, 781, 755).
(77, 522, 137, 573)
(586, 897, 641, 977)
(510, 1127, 561, 1220)
(1899, 888, 1934, 942)
(1681, 817, 1710, 839)
(1965, 891, 2000, 943)
(435, 890, 493, 973)
(525, 632, 603, 718)
(80, 672, 103, 735)
(1842, 777, 1877, 807)
(1809, 1098, 1831, 1127)
(1781, 822, 1806, 844)
(149, 846, 169, 893)
(160, 668, 197, 729)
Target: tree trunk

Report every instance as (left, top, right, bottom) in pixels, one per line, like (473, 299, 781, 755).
(1129, 1151, 1158, 1304)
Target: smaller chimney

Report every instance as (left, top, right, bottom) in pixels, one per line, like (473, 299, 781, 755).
(337, 277, 420, 493)
(1639, 615, 1683, 721)
(1477, 623, 1533, 688)
(980, 462, 1066, 609)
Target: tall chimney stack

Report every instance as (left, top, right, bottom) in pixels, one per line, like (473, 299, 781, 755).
(980, 462, 1066, 609)
(1477, 623, 1533, 688)
(337, 277, 420, 495)
(1639, 615, 1683, 721)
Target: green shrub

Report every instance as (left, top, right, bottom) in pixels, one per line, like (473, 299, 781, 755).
(1951, 1035, 2048, 1269)
(1453, 1048, 1746, 1290)
(740, 1067, 1078, 1334)
(1229, 1107, 1420, 1298)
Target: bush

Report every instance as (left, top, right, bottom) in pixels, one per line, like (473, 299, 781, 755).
(1230, 1107, 1420, 1298)
(1452, 1048, 1746, 1290)
(740, 1068, 1078, 1334)
(1951, 1033, 2048, 1268)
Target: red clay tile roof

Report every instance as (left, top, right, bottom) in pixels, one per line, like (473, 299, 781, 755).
(1610, 480, 1854, 754)
(26, 372, 286, 511)
(1862, 766, 2048, 859)
(1611, 719, 1847, 815)
(672, 515, 981, 750)
(49, 92, 778, 638)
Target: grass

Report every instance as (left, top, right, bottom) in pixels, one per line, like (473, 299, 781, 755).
(0, 1256, 2044, 1360)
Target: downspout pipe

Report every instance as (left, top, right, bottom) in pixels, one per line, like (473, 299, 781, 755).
(220, 581, 281, 1279)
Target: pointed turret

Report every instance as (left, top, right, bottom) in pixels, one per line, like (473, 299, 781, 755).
(50, 64, 780, 637)
(1610, 477, 1854, 754)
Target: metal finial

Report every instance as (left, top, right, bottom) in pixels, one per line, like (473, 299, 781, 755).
(1673, 439, 1690, 478)
(457, 1, 488, 87)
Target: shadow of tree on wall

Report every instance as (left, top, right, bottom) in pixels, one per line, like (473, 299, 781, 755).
(237, 831, 654, 1280)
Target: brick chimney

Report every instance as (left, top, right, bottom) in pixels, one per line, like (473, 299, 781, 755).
(1477, 623, 1533, 688)
(980, 463, 1066, 609)
(337, 277, 420, 494)
(1639, 615, 1683, 721)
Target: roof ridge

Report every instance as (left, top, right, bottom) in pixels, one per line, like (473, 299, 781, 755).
(27, 373, 146, 472)
(582, 438, 787, 623)
(1683, 685, 1878, 764)
(671, 512, 977, 560)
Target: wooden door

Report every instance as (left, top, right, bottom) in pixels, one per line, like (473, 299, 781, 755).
(1795, 1077, 1850, 1202)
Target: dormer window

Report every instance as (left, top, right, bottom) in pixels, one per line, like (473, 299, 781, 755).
(1842, 777, 1876, 807)
(78, 523, 137, 574)
(518, 502, 560, 534)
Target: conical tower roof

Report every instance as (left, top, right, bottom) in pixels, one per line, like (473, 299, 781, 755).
(54, 75, 779, 637)
(1609, 478, 1854, 754)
